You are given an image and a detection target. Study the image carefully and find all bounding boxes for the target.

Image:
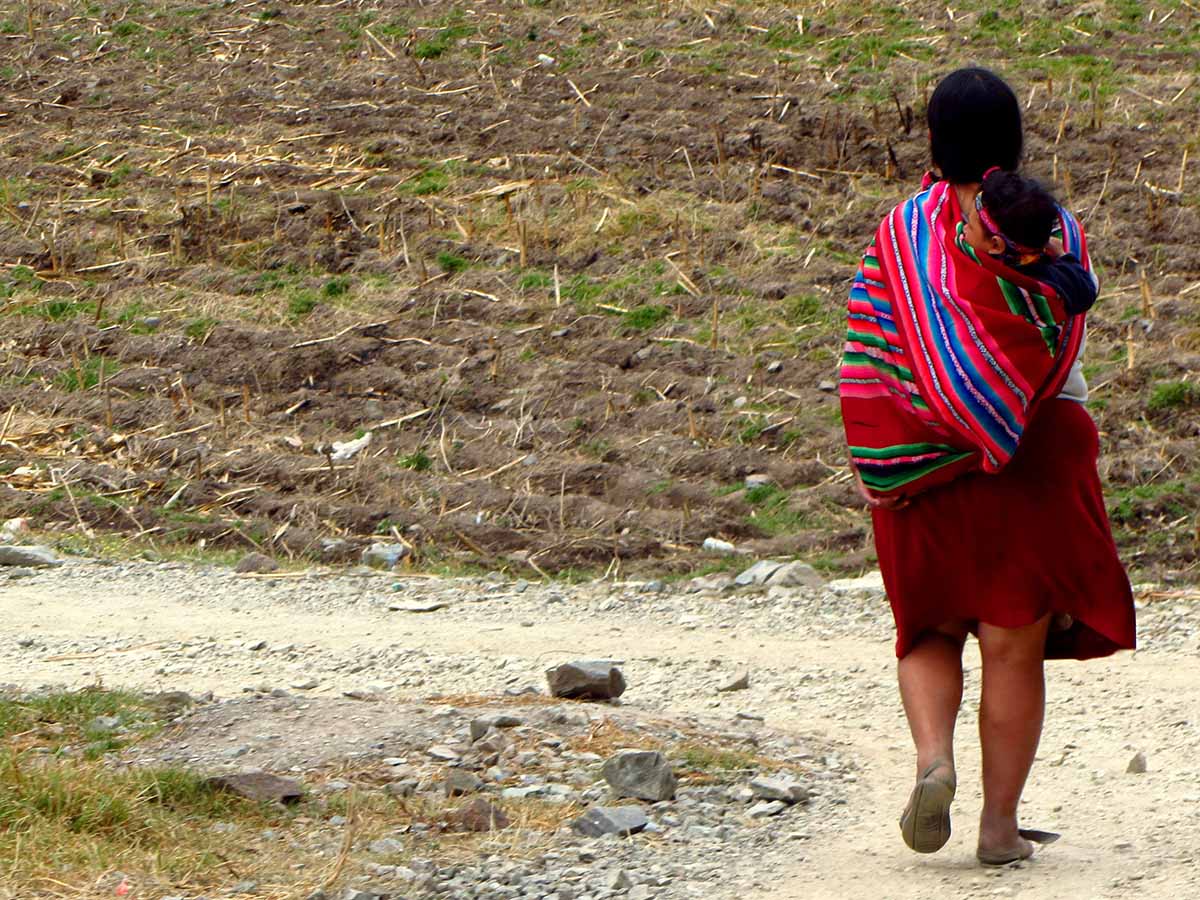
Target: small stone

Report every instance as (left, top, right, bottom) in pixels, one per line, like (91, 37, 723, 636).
(469, 714, 524, 742)
(87, 715, 122, 733)
(766, 360, 783, 374)
(639, 579, 666, 593)
(571, 805, 648, 837)
(447, 798, 510, 832)
(764, 561, 825, 588)
(827, 570, 885, 595)
(207, 773, 304, 804)
(388, 600, 450, 613)
(702, 537, 736, 554)
(384, 780, 418, 798)
(748, 800, 788, 818)
(734, 560, 785, 587)
(601, 750, 677, 802)
(368, 837, 404, 855)
(244, 640, 267, 652)
(427, 744, 461, 761)
(361, 543, 410, 569)
(291, 678, 319, 690)
(744, 473, 773, 488)
(234, 552, 278, 574)
(1127, 752, 1148, 774)
(230, 880, 259, 895)
(749, 776, 811, 804)
(606, 869, 633, 890)
(444, 769, 483, 797)
(546, 661, 626, 700)
(0, 545, 61, 567)
(628, 887, 653, 900)
(818, 379, 837, 392)
(718, 671, 751, 693)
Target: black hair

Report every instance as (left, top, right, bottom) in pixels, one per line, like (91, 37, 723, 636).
(980, 170, 1059, 250)
(927, 67, 1023, 183)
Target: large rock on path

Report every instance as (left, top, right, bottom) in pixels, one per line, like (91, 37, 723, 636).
(546, 660, 627, 700)
(601, 749, 677, 802)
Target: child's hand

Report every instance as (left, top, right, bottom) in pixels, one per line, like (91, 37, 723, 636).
(1044, 238, 1064, 258)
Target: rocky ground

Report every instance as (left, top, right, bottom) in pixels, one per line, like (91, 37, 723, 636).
(3, 547, 1200, 899)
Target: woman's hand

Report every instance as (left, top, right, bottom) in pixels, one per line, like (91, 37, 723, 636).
(851, 465, 911, 510)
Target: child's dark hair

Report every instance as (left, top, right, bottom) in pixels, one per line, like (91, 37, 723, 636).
(928, 68, 1023, 183)
(980, 171, 1059, 252)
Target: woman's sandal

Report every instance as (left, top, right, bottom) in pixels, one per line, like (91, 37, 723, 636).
(976, 829, 1061, 866)
(899, 762, 957, 853)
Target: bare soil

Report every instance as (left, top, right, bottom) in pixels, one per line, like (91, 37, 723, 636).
(1, 1, 1198, 578)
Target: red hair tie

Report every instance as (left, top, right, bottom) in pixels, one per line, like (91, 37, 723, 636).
(981, 166, 1003, 181)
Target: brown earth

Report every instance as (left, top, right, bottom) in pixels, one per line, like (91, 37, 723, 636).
(1, 0, 1198, 579)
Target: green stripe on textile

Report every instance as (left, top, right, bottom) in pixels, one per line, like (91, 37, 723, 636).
(850, 442, 960, 460)
(856, 451, 974, 490)
(843, 350, 915, 384)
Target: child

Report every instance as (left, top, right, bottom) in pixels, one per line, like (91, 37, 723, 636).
(964, 167, 1098, 315)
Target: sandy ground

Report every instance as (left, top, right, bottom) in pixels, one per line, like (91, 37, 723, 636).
(2, 567, 1197, 900)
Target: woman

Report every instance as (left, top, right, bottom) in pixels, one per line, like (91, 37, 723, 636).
(839, 68, 1136, 866)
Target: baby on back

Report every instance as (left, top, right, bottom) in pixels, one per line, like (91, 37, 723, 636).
(963, 168, 1097, 315)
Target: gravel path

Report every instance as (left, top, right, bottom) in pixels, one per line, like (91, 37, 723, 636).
(3, 558, 1198, 899)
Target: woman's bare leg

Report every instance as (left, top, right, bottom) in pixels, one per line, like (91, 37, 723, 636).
(976, 615, 1051, 860)
(898, 621, 969, 778)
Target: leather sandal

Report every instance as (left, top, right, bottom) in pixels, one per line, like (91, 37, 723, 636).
(899, 762, 957, 853)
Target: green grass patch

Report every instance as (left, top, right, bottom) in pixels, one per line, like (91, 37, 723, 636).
(399, 449, 433, 471)
(54, 356, 120, 392)
(623, 304, 671, 331)
(436, 251, 469, 274)
(1148, 381, 1199, 412)
(184, 316, 217, 341)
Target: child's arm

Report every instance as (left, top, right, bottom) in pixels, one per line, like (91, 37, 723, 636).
(1037, 253, 1097, 315)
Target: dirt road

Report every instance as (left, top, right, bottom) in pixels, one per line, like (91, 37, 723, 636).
(3, 561, 1196, 899)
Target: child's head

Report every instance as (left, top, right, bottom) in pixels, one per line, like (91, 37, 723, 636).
(964, 169, 1059, 263)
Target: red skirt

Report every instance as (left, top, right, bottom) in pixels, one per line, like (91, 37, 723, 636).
(873, 399, 1136, 660)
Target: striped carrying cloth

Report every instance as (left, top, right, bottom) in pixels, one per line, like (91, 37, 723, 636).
(840, 175, 1088, 499)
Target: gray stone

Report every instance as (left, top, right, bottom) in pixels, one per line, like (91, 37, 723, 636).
(687, 572, 735, 592)
(0, 545, 61, 567)
(230, 881, 258, 895)
(748, 800, 788, 818)
(702, 537, 736, 554)
(827, 570, 885, 595)
(1127, 752, 1148, 774)
(766, 360, 783, 374)
(427, 744, 461, 761)
(734, 560, 785, 586)
(361, 543, 410, 569)
(571, 805, 648, 837)
(606, 869, 633, 890)
(447, 798, 510, 832)
(547, 661, 626, 700)
(444, 769, 483, 797)
(628, 887, 653, 900)
(87, 715, 122, 733)
(384, 779, 419, 798)
(368, 837, 404, 855)
(744, 473, 773, 488)
(206, 772, 304, 804)
(749, 776, 811, 804)
(718, 671, 751, 693)
(469, 714, 524, 741)
(818, 379, 837, 392)
(233, 552, 278, 574)
(765, 561, 825, 588)
(341, 891, 381, 900)
(601, 750, 676, 802)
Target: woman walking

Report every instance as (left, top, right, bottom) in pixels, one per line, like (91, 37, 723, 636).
(839, 67, 1136, 865)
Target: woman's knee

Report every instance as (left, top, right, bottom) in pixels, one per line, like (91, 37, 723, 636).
(978, 616, 1050, 666)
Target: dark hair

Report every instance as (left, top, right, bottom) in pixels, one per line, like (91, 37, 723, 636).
(928, 68, 1023, 183)
(980, 170, 1058, 250)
